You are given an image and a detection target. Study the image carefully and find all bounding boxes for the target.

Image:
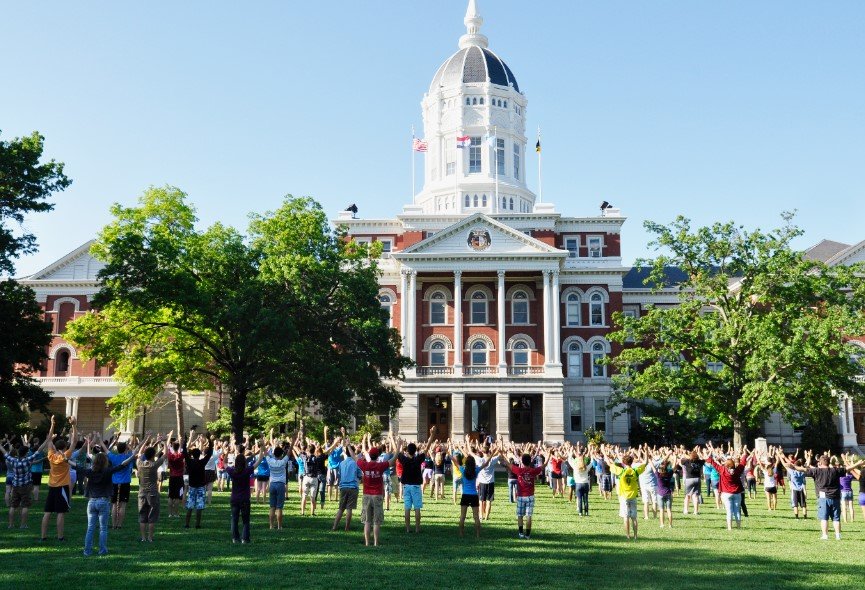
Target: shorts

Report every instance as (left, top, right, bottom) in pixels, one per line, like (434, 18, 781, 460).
(659, 493, 672, 510)
(168, 476, 184, 499)
(641, 487, 658, 506)
(422, 469, 433, 481)
(44, 486, 70, 514)
(477, 483, 495, 502)
(792, 489, 807, 508)
(600, 475, 612, 493)
(255, 475, 269, 482)
(111, 483, 131, 504)
(550, 472, 563, 480)
(461, 494, 480, 507)
(327, 468, 340, 486)
(684, 478, 701, 496)
(302, 475, 318, 497)
(10, 485, 34, 508)
(339, 487, 359, 511)
(159, 471, 168, 482)
(361, 494, 384, 525)
(619, 498, 638, 519)
(859, 492, 865, 507)
(817, 497, 840, 522)
(218, 469, 229, 481)
(433, 473, 445, 485)
(516, 495, 535, 517)
(765, 487, 777, 495)
(205, 470, 217, 484)
(403, 485, 423, 510)
(453, 477, 463, 490)
(31, 472, 43, 487)
(841, 490, 853, 501)
(269, 481, 287, 509)
(185, 486, 206, 510)
(138, 494, 160, 523)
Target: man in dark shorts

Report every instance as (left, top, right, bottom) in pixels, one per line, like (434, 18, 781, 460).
(1, 436, 50, 529)
(166, 436, 186, 517)
(41, 416, 76, 541)
(183, 429, 213, 529)
(108, 439, 134, 529)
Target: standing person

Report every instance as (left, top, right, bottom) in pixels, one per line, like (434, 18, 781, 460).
(264, 431, 290, 530)
(453, 452, 481, 538)
(745, 461, 757, 499)
(352, 433, 397, 547)
(451, 447, 464, 505)
(29, 436, 44, 503)
(204, 440, 221, 506)
(606, 448, 647, 541)
(183, 430, 213, 530)
(760, 458, 778, 511)
(421, 453, 435, 498)
(298, 436, 339, 516)
(107, 440, 134, 530)
(840, 469, 855, 523)
(568, 444, 591, 517)
(432, 450, 446, 500)
(165, 435, 186, 518)
(639, 454, 659, 521)
(0, 436, 50, 529)
(253, 445, 270, 505)
(81, 434, 144, 556)
(397, 428, 436, 534)
(136, 433, 168, 543)
(506, 453, 518, 504)
(500, 445, 547, 540)
(226, 441, 265, 544)
(333, 442, 360, 531)
(788, 458, 808, 519)
(783, 451, 863, 540)
(549, 451, 564, 498)
(216, 442, 230, 493)
(41, 416, 77, 542)
(650, 453, 676, 529)
(476, 445, 500, 521)
(705, 445, 751, 530)
(679, 450, 704, 516)
(325, 427, 344, 504)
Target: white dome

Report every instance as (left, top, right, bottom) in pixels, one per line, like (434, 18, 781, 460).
(429, 45, 520, 95)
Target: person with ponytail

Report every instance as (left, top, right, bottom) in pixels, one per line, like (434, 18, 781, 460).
(451, 441, 481, 538)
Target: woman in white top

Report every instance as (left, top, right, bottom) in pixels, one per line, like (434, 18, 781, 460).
(568, 443, 592, 517)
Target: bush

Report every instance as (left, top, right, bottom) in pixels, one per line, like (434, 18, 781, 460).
(583, 426, 605, 446)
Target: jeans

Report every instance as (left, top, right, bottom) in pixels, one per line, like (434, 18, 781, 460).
(576, 483, 590, 515)
(231, 499, 251, 542)
(508, 480, 517, 503)
(84, 497, 110, 555)
(317, 477, 326, 505)
(721, 492, 742, 524)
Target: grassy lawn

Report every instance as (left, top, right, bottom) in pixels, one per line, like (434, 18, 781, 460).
(1, 479, 862, 589)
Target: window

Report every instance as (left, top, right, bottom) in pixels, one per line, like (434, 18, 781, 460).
(511, 290, 529, 324)
(471, 340, 488, 366)
(479, 97, 484, 105)
(379, 294, 393, 326)
(496, 138, 505, 175)
(469, 137, 482, 173)
(503, 100, 508, 108)
(464, 194, 470, 208)
(706, 360, 724, 373)
(565, 237, 579, 258)
(446, 144, 455, 176)
(502, 196, 507, 209)
(567, 342, 582, 378)
(379, 239, 392, 258)
(430, 291, 446, 325)
(621, 307, 638, 342)
(591, 342, 606, 377)
(481, 194, 487, 207)
(513, 144, 520, 179)
(569, 398, 582, 432)
(512, 340, 529, 366)
(588, 236, 603, 258)
(509, 197, 514, 210)
(470, 291, 487, 324)
(473, 194, 479, 207)
(466, 97, 471, 106)
(590, 293, 604, 326)
(55, 350, 70, 373)
(593, 398, 607, 432)
(470, 398, 490, 432)
(472, 97, 477, 105)
(430, 341, 447, 366)
(566, 293, 581, 326)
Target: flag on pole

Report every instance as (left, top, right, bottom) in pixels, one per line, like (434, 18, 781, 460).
(456, 135, 471, 148)
(485, 132, 495, 146)
(412, 138, 428, 152)
(535, 138, 541, 153)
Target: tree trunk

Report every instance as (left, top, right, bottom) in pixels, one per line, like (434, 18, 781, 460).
(732, 419, 745, 451)
(174, 385, 185, 436)
(231, 390, 247, 446)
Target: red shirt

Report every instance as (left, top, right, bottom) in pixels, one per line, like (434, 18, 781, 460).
(705, 456, 747, 494)
(356, 459, 389, 496)
(550, 457, 563, 475)
(167, 448, 185, 477)
(510, 465, 543, 497)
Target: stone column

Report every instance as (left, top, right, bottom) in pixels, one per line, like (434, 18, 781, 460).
(497, 270, 507, 374)
(398, 392, 420, 441)
(65, 397, 73, 417)
(453, 271, 463, 369)
(408, 271, 418, 361)
(551, 270, 561, 366)
(71, 397, 80, 420)
(496, 394, 511, 442)
(451, 393, 465, 439)
(399, 269, 409, 356)
(542, 270, 552, 367)
(543, 391, 566, 442)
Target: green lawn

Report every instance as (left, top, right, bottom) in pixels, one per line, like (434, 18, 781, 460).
(1, 479, 862, 589)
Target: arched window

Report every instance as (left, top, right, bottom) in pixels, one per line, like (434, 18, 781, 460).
(466, 97, 471, 106)
(503, 100, 508, 108)
(430, 291, 447, 325)
(512, 340, 529, 367)
(566, 293, 581, 326)
(479, 97, 484, 105)
(470, 291, 488, 324)
(55, 350, 70, 375)
(472, 97, 477, 105)
(498, 99, 503, 107)
(379, 294, 393, 327)
(473, 194, 479, 207)
(511, 290, 529, 324)
(509, 198, 514, 210)
(567, 342, 582, 378)
(590, 293, 604, 326)
(430, 340, 447, 367)
(464, 194, 470, 208)
(502, 196, 507, 209)
(591, 342, 606, 377)
(481, 194, 487, 207)
(471, 340, 488, 366)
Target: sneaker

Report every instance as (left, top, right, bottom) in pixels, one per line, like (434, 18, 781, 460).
(820, 534, 829, 540)
(518, 532, 525, 539)
(524, 534, 531, 540)
(835, 534, 841, 540)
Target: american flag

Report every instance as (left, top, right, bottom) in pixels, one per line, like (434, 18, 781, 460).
(456, 135, 471, 148)
(412, 138, 428, 152)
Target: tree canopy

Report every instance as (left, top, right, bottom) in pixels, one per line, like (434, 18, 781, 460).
(70, 186, 409, 441)
(608, 215, 865, 449)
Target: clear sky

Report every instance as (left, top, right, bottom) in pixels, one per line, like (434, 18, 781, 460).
(3, 0, 863, 277)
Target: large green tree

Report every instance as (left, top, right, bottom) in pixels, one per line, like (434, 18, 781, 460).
(0, 130, 71, 433)
(75, 186, 409, 442)
(609, 215, 865, 449)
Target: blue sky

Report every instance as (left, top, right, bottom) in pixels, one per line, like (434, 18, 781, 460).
(3, 0, 863, 276)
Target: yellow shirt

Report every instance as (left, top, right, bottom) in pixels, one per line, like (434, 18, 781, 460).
(611, 463, 645, 500)
(47, 449, 72, 488)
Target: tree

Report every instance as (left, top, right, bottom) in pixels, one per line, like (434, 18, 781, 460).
(608, 215, 865, 449)
(0, 130, 71, 432)
(80, 186, 409, 442)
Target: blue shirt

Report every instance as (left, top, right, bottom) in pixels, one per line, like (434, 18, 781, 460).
(328, 448, 344, 469)
(256, 458, 270, 477)
(789, 469, 806, 491)
(108, 452, 134, 484)
(338, 457, 360, 489)
(459, 466, 479, 496)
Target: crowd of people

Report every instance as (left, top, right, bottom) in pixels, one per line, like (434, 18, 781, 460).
(1, 418, 864, 555)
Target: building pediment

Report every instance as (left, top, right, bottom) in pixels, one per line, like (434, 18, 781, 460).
(394, 213, 565, 260)
(20, 240, 105, 283)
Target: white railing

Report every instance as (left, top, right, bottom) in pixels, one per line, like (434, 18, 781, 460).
(507, 366, 545, 376)
(416, 366, 454, 377)
(35, 376, 118, 386)
(462, 366, 499, 376)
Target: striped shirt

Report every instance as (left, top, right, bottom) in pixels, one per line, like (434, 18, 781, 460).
(6, 453, 41, 487)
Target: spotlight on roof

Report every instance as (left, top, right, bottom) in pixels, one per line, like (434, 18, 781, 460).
(345, 203, 359, 218)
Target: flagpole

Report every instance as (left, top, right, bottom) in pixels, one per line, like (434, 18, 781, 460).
(455, 135, 459, 212)
(411, 125, 416, 204)
(537, 126, 543, 203)
(494, 126, 499, 211)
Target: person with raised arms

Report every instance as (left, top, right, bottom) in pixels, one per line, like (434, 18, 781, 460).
(225, 440, 266, 544)
(500, 441, 550, 540)
(351, 431, 397, 546)
(136, 431, 168, 543)
(604, 444, 647, 541)
(0, 431, 51, 529)
(332, 436, 360, 532)
(450, 439, 481, 538)
(182, 429, 214, 530)
(704, 442, 753, 531)
(396, 426, 436, 534)
(264, 429, 291, 530)
(41, 415, 77, 542)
